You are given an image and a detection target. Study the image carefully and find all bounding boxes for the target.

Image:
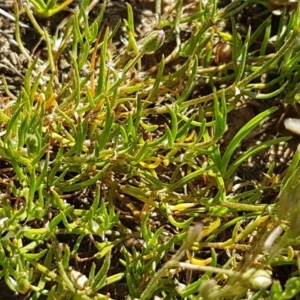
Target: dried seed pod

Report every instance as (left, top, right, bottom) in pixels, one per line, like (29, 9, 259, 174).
(270, 0, 289, 5)
(214, 42, 232, 65)
(269, 0, 296, 8)
(69, 269, 89, 290)
(267, 0, 297, 14)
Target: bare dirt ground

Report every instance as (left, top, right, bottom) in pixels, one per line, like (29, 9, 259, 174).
(0, 1, 299, 299)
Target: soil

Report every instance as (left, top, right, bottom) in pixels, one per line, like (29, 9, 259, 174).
(0, 0, 299, 299)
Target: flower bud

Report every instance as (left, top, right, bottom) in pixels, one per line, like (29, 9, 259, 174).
(142, 30, 165, 54)
(284, 118, 300, 135)
(249, 269, 272, 290)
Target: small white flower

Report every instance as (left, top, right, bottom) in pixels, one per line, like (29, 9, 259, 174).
(284, 118, 300, 135)
(53, 36, 64, 53)
(263, 225, 283, 250)
(0, 217, 8, 227)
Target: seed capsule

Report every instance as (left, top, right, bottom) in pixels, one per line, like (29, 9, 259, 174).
(214, 42, 232, 65)
(270, 0, 296, 8)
